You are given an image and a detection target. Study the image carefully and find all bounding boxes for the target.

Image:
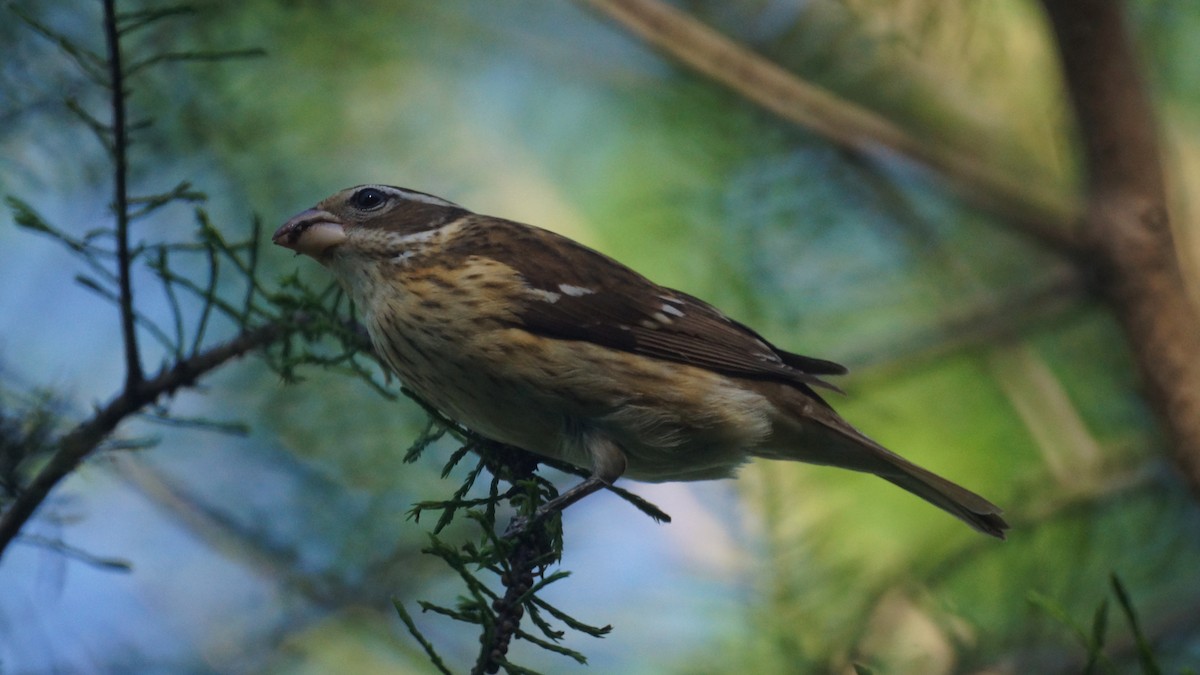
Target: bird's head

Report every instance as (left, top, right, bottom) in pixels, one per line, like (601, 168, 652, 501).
(273, 185, 469, 262)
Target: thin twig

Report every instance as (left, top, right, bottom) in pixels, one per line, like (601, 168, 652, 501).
(9, 5, 109, 84)
(102, 0, 143, 388)
(116, 5, 196, 36)
(15, 533, 132, 572)
(578, 0, 1084, 256)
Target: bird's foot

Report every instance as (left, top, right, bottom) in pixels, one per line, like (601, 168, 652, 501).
(503, 475, 608, 540)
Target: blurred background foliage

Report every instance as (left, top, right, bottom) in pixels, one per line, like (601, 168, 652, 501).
(2, 0, 1199, 673)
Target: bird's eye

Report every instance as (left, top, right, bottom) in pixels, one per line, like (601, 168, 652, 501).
(350, 187, 388, 211)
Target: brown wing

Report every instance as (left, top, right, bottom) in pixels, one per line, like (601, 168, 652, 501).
(448, 217, 847, 393)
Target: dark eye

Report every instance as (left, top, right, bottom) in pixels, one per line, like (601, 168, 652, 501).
(350, 187, 388, 211)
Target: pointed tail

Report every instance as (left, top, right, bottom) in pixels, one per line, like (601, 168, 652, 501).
(876, 454, 1009, 539)
(759, 384, 1010, 539)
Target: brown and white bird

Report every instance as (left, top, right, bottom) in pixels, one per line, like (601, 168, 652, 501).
(274, 185, 1008, 538)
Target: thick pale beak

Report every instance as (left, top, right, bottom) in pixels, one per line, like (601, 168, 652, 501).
(272, 209, 348, 259)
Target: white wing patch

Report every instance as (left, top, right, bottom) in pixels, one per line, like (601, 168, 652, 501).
(528, 287, 562, 304)
(558, 284, 595, 297)
(660, 303, 685, 318)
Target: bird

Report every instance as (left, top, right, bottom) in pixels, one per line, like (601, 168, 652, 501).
(274, 184, 1009, 539)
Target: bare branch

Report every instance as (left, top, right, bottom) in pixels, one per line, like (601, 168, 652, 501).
(578, 0, 1084, 255)
(0, 321, 288, 560)
(1042, 0, 1200, 497)
(583, 0, 1200, 503)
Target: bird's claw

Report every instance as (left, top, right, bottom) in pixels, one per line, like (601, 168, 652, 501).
(503, 514, 532, 540)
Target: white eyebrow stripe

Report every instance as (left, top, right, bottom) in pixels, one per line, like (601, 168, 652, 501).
(558, 284, 595, 297)
(369, 185, 463, 208)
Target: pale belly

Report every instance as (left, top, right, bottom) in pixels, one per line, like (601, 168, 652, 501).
(368, 318, 774, 482)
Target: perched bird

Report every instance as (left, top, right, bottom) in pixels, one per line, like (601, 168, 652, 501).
(274, 185, 1008, 539)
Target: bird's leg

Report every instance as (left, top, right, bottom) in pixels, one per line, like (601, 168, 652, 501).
(503, 477, 608, 540)
(529, 476, 607, 523)
(505, 433, 627, 539)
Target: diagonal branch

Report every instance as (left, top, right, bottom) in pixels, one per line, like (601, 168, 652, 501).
(0, 321, 290, 561)
(578, 0, 1084, 256)
(584, 0, 1200, 501)
(1041, 0, 1200, 498)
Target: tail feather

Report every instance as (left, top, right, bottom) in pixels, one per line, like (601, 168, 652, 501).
(878, 459, 1009, 539)
(756, 383, 1010, 539)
